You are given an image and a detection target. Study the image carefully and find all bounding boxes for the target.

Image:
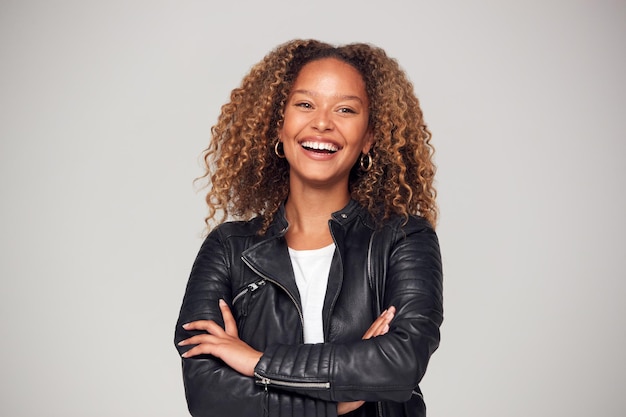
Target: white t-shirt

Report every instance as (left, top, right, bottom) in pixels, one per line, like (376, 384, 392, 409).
(288, 243, 335, 344)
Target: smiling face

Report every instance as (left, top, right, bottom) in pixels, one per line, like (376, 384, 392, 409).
(279, 57, 372, 191)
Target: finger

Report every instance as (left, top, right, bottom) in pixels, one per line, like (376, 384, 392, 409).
(362, 311, 386, 339)
(219, 299, 239, 337)
(375, 306, 396, 336)
(362, 307, 396, 339)
(183, 320, 227, 337)
(377, 306, 396, 331)
(363, 322, 387, 339)
(178, 333, 217, 347)
(182, 320, 213, 331)
(379, 306, 395, 326)
(181, 342, 215, 358)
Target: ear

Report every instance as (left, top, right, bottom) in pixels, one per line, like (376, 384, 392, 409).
(361, 130, 374, 154)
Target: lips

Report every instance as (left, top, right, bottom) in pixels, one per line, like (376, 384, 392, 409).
(299, 140, 341, 154)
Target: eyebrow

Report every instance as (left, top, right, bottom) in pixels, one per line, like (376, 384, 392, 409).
(291, 89, 364, 104)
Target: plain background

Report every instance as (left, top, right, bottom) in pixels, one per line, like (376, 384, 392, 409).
(1, 1, 624, 416)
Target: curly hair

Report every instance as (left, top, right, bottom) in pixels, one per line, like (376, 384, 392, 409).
(199, 39, 437, 233)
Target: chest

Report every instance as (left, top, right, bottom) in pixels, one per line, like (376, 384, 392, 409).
(231, 245, 376, 350)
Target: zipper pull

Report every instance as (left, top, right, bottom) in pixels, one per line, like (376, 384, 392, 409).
(261, 377, 269, 417)
(255, 372, 271, 387)
(248, 279, 265, 292)
(242, 280, 265, 316)
(242, 290, 250, 317)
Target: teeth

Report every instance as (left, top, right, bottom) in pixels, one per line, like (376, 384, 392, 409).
(300, 141, 339, 152)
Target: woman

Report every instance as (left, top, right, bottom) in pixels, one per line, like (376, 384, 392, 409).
(174, 39, 443, 417)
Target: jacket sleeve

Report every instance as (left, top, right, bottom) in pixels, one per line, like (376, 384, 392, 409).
(254, 217, 443, 403)
(174, 228, 266, 416)
(175, 228, 341, 416)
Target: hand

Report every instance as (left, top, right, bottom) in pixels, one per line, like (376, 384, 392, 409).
(337, 306, 396, 415)
(178, 299, 263, 377)
(361, 306, 395, 340)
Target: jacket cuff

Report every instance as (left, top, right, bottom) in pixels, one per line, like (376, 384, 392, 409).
(254, 343, 334, 400)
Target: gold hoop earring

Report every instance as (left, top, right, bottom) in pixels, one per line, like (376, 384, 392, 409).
(359, 152, 373, 172)
(274, 141, 285, 158)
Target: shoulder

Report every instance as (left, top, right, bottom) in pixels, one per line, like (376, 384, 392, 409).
(374, 214, 440, 258)
(379, 214, 436, 238)
(348, 202, 437, 246)
(197, 217, 265, 256)
(349, 200, 434, 236)
(209, 217, 264, 239)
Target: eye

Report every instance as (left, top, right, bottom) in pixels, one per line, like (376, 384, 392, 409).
(295, 102, 313, 109)
(338, 107, 357, 114)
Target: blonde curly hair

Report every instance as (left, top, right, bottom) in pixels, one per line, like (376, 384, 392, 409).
(199, 39, 437, 233)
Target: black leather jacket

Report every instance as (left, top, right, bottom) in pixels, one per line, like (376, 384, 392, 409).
(175, 200, 443, 417)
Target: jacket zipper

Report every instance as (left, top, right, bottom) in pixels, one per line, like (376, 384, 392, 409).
(325, 224, 342, 339)
(255, 373, 330, 390)
(232, 279, 266, 305)
(412, 390, 424, 400)
(241, 257, 305, 338)
(243, 252, 329, 392)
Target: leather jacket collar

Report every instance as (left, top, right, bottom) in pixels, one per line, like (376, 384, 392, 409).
(242, 199, 374, 316)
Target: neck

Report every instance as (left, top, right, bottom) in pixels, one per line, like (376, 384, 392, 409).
(283, 182, 350, 250)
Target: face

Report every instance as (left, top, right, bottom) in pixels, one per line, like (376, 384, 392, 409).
(279, 58, 372, 190)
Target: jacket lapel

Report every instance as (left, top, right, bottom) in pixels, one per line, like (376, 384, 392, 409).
(241, 235, 302, 308)
(322, 221, 345, 338)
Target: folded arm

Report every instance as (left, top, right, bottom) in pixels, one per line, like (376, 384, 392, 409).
(253, 221, 443, 403)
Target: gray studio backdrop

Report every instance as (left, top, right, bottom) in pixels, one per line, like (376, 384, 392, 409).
(1, 1, 624, 416)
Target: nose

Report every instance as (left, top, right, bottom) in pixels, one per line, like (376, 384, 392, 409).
(312, 109, 333, 131)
